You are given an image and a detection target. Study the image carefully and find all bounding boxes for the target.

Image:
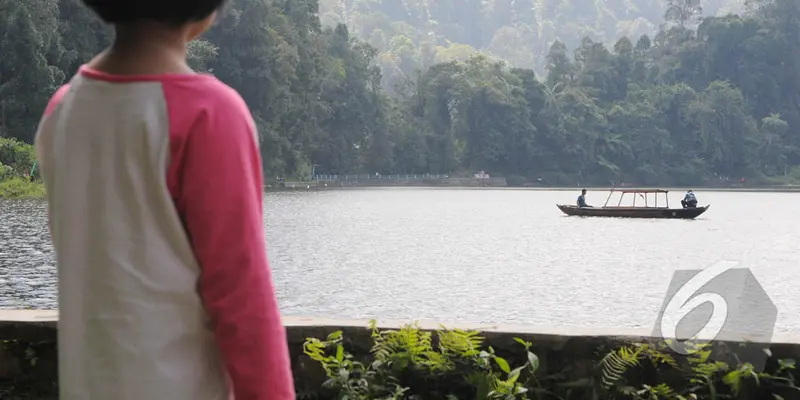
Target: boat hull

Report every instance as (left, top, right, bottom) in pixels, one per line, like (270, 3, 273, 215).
(556, 204, 709, 219)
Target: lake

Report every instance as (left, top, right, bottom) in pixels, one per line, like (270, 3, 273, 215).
(1, 188, 799, 335)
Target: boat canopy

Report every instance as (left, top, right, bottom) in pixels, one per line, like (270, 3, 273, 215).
(603, 188, 670, 208)
(609, 188, 669, 194)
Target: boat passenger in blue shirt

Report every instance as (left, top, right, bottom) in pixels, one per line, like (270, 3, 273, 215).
(577, 189, 592, 207)
(681, 190, 698, 208)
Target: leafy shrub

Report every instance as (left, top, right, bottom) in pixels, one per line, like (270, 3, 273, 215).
(0, 162, 13, 180)
(0, 138, 44, 198)
(0, 177, 45, 199)
(0, 339, 58, 400)
(0, 138, 37, 178)
(303, 321, 799, 399)
(304, 321, 537, 399)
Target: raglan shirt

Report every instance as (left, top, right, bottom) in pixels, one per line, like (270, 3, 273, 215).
(34, 66, 295, 400)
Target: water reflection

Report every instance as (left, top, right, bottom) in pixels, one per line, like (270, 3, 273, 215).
(2, 190, 799, 334)
(0, 199, 56, 309)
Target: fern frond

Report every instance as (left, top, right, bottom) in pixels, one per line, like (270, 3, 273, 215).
(438, 327, 485, 358)
(651, 382, 676, 397)
(636, 343, 680, 369)
(638, 383, 677, 399)
(369, 322, 437, 370)
(598, 346, 643, 390)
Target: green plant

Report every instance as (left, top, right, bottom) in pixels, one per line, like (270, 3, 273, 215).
(0, 339, 58, 400)
(0, 162, 13, 180)
(303, 321, 539, 399)
(0, 138, 37, 178)
(303, 322, 800, 400)
(0, 176, 45, 199)
(0, 138, 44, 198)
(599, 340, 800, 400)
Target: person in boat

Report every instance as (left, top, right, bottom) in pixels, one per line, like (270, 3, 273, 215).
(681, 190, 698, 208)
(577, 189, 592, 207)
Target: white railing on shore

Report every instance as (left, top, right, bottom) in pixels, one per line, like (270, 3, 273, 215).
(313, 174, 447, 181)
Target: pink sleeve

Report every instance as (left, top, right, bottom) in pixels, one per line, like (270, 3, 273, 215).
(44, 85, 70, 117)
(165, 81, 294, 400)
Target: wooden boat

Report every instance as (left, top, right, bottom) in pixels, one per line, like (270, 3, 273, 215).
(557, 189, 709, 219)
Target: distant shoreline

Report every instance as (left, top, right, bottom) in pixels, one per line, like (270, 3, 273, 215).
(266, 183, 800, 193)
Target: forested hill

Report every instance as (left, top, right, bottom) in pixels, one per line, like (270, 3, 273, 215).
(318, 0, 745, 87)
(1, 0, 800, 187)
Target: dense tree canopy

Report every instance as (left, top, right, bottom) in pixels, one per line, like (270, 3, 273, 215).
(318, 0, 745, 89)
(0, 0, 798, 186)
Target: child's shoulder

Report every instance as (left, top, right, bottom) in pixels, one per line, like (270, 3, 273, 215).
(159, 76, 255, 141)
(162, 75, 249, 115)
(72, 66, 250, 118)
(159, 75, 254, 138)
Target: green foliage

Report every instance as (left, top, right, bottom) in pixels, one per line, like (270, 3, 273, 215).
(0, 138, 43, 198)
(318, 0, 744, 89)
(597, 341, 800, 399)
(304, 322, 800, 400)
(2, 0, 800, 185)
(303, 320, 537, 399)
(0, 0, 65, 143)
(187, 39, 219, 73)
(0, 138, 36, 177)
(0, 339, 58, 400)
(0, 176, 45, 199)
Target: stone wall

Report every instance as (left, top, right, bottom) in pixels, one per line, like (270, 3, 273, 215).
(2, 311, 799, 399)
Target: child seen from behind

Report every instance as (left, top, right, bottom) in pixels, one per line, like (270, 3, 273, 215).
(34, 0, 295, 399)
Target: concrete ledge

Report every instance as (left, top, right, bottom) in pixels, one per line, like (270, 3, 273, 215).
(3, 310, 800, 399)
(3, 310, 799, 343)
(0, 310, 58, 324)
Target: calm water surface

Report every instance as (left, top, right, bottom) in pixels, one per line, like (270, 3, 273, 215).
(2, 189, 799, 334)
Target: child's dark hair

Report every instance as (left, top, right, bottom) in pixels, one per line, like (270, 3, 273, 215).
(81, 0, 227, 26)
